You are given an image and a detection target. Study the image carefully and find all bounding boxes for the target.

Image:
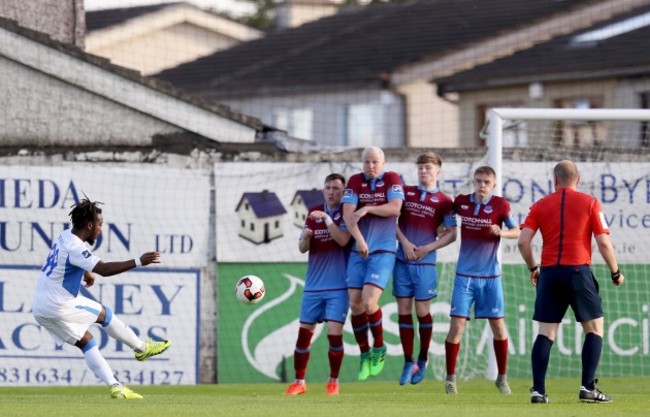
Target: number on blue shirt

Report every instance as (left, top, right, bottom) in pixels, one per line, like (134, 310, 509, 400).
(41, 244, 59, 277)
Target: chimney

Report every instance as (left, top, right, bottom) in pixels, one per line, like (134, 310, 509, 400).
(0, 0, 85, 48)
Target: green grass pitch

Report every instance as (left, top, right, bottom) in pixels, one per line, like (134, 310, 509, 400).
(2, 378, 648, 417)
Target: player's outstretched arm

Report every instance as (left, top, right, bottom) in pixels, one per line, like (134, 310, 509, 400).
(93, 251, 161, 277)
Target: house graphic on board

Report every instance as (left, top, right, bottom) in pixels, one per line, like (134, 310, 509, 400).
(289, 189, 323, 229)
(235, 190, 287, 244)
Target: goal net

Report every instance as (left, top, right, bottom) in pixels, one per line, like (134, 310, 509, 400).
(467, 107, 650, 381)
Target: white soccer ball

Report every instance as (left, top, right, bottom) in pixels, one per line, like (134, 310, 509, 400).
(235, 275, 266, 305)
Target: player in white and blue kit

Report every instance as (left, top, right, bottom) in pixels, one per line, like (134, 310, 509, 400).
(284, 174, 351, 396)
(343, 146, 404, 381)
(32, 198, 171, 400)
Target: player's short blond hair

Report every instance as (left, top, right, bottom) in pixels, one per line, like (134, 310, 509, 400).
(416, 152, 442, 167)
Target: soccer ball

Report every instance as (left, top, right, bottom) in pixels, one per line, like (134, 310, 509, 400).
(235, 275, 265, 305)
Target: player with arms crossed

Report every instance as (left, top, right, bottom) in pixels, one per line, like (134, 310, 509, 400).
(343, 146, 404, 381)
(32, 198, 171, 400)
(285, 173, 351, 396)
(394, 152, 457, 385)
(444, 166, 520, 395)
(518, 160, 624, 404)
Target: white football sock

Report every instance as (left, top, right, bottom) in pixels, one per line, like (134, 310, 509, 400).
(104, 315, 146, 352)
(83, 345, 118, 386)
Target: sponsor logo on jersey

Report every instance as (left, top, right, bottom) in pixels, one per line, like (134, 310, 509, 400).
(461, 204, 469, 210)
(333, 213, 341, 220)
(392, 185, 403, 193)
(460, 216, 492, 225)
(405, 201, 436, 214)
(407, 192, 417, 196)
(376, 181, 384, 188)
(344, 189, 354, 197)
(82, 250, 91, 258)
(430, 196, 439, 203)
(484, 206, 493, 214)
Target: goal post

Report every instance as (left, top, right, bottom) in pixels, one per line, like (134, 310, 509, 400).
(482, 107, 650, 381)
(487, 107, 650, 196)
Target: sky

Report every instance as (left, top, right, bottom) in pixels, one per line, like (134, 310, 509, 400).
(84, 0, 255, 16)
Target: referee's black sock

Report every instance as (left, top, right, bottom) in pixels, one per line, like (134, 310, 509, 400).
(581, 333, 603, 390)
(531, 335, 553, 394)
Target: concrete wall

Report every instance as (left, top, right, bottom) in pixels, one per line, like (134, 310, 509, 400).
(0, 0, 84, 47)
(0, 56, 181, 147)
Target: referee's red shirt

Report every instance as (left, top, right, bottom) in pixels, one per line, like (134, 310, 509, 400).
(522, 187, 609, 266)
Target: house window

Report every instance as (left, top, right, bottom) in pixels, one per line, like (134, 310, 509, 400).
(302, 213, 306, 221)
(553, 97, 604, 147)
(275, 220, 280, 228)
(245, 203, 249, 210)
(345, 103, 383, 147)
(295, 211, 299, 219)
(250, 223, 255, 231)
(273, 107, 313, 140)
(241, 220, 245, 228)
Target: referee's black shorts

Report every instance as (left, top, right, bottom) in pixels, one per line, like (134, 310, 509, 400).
(533, 265, 603, 323)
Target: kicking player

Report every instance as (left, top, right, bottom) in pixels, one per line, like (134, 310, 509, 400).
(444, 166, 520, 395)
(394, 152, 457, 385)
(32, 198, 171, 399)
(284, 173, 351, 396)
(343, 146, 404, 381)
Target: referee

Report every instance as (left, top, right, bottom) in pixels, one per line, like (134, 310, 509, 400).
(518, 160, 624, 404)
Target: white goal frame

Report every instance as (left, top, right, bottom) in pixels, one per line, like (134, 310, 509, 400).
(487, 107, 650, 196)
(482, 107, 650, 379)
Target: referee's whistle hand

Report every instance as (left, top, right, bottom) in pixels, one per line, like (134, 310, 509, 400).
(612, 274, 625, 287)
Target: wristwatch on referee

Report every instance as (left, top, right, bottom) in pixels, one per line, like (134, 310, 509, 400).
(611, 269, 621, 283)
(528, 265, 539, 273)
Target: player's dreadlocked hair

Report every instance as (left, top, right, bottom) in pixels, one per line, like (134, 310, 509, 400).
(69, 197, 104, 229)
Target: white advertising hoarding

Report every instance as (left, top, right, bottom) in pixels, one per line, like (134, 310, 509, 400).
(0, 166, 210, 386)
(215, 162, 650, 264)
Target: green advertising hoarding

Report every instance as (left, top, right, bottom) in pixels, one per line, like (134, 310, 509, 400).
(217, 263, 649, 383)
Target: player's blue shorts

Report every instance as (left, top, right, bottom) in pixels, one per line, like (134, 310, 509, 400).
(299, 289, 349, 324)
(533, 265, 603, 323)
(346, 251, 395, 290)
(392, 260, 437, 301)
(450, 275, 504, 319)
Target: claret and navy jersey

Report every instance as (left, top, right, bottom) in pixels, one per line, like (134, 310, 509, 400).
(342, 171, 404, 254)
(397, 185, 456, 265)
(303, 203, 349, 292)
(453, 193, 516, 278)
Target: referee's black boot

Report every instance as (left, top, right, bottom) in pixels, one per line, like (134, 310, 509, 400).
(579, 380, 613, 403)
(530, 387, 550, 404)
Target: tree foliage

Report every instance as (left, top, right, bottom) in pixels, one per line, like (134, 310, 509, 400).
(236, 0, 413, 31)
